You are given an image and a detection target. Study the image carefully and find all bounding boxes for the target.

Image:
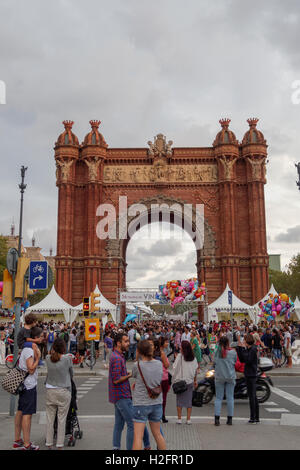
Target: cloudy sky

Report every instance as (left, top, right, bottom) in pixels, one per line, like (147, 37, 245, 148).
(1, 0, 300, 288)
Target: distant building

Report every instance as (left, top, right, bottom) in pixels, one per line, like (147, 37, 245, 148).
(269, 254, 281, 272)
(4, 225, 55, 273)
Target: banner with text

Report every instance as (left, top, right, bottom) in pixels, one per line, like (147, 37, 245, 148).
(120, 292, 157, 303)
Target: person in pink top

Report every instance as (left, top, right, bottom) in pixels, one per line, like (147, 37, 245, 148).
(174, 328, 182, 359)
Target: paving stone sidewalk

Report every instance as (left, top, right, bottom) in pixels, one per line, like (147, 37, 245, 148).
(0, 414, 299, 450)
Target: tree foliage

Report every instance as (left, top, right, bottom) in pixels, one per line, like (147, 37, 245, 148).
(0, 236, 8, 282)
(269, 254, 300, 300)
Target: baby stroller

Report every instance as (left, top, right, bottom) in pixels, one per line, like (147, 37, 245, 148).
(54, 379, 83, 447)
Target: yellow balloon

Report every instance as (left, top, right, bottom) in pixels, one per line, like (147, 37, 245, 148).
(280, 294, 289, 303)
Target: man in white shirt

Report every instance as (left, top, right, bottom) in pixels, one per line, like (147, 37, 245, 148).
(181, 327, 191, 342)
(13, 327, 43, 450)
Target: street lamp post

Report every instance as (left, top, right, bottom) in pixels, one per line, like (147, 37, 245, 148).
(9, 166, 27, 417)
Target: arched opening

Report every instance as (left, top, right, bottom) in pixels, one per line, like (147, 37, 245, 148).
(126, 221, 197, 288)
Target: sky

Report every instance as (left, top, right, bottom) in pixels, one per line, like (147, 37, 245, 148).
(1, 0, 300, 288)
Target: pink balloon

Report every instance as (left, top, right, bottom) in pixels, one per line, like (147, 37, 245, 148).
(276, 304, 282, 312)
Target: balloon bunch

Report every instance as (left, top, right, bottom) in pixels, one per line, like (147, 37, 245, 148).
(258, 293, 294, 321)
(156, 279, 206, 308)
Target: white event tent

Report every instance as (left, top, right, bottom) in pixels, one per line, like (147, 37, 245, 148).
(292, 296, 300, 321)
(25, 285, 75, 323)
(208, 283, 255, 323)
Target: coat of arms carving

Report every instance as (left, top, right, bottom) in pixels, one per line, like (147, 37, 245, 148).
(147, 134, 173, 160)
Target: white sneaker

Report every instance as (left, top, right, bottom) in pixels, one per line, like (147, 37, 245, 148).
(186, 420, 192, 425)
(176, 419, 182, 424)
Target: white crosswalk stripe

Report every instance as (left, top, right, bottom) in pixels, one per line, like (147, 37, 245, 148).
(265, 408, 290, 413)
(271, 387, 300, 407)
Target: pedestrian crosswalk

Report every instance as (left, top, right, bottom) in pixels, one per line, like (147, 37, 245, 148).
(77, 377, 103, 400)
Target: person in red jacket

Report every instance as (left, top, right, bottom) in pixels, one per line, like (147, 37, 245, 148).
(235, 356, 245, 379)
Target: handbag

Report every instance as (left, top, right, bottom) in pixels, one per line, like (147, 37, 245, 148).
(172, 356, 188, 394)
(1, 365, 29, 395)
(137, 362, 162, 399)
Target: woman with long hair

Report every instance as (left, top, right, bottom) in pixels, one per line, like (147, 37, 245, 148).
(45, 338, 73, 449)
(132, 340, 166, 450)
(158, 337, 171, 423)
(214, 336, 237, 426)
(172, 340, 198, 425)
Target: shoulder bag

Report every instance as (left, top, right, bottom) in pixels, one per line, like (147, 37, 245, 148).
(1, 360, 29, 395)
(172, 355, 188, 394)
(137, 361, 162, 399)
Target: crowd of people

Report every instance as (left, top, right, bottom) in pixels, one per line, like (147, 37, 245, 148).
(1, 313, 299, 450)
(106, 317, 300, 450)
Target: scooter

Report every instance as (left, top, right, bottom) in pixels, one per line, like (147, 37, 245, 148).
(197, 357, 274, 405)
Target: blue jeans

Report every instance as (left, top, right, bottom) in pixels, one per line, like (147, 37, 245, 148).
(128, 343, 137, 361)
(113, 398, 150, 450)
(133, 404, 163, 423)
(214, 380, 235, 417)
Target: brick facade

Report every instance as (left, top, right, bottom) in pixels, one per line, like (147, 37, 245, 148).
(54, 118, 269, 319)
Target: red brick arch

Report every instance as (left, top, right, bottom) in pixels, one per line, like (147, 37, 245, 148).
(54, 120, 269, 316)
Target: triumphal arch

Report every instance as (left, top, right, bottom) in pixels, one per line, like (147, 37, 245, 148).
(54, 118, 269, 317)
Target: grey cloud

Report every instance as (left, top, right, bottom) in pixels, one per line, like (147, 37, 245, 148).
(1, 0, 300, 280)
(274, 226, 300, 243)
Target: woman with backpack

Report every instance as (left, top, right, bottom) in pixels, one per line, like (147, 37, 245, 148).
(47, 327, 56, 353)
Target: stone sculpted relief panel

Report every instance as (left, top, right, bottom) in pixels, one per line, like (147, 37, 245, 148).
(103, 164, 218, 184)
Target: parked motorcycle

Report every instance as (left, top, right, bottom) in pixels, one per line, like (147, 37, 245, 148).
(197, 357, 274, 404)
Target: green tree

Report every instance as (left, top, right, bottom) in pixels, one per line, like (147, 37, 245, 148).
(0, 235, 8, 281)
(269, 254, 300, 300)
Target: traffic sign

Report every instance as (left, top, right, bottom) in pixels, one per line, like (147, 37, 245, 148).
(6, 248, 19, 276)
(228, 290, 233, 305)
(85, 318, 100, 341)
(29, 261, 48, 290)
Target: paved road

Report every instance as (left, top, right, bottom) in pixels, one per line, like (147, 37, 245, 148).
(2, 373, 300, 423)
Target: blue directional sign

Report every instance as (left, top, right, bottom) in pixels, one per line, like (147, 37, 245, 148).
(228, 290, 233, 305)
(29, 261, 48, 290)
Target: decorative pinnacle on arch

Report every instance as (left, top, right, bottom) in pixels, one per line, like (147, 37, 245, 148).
(89, 120, 101, 130)
(219, 118, 231, 129)
(247, 118, 259, 128)
(62, 120, 74, 130)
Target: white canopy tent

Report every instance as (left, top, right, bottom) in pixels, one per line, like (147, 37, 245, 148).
(72, 284, 117, 326)
(25, 285, 74, 323)
(292, 296, 300, 321)
(208, 283, 255, 323)
(252, 284, 278, 309)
